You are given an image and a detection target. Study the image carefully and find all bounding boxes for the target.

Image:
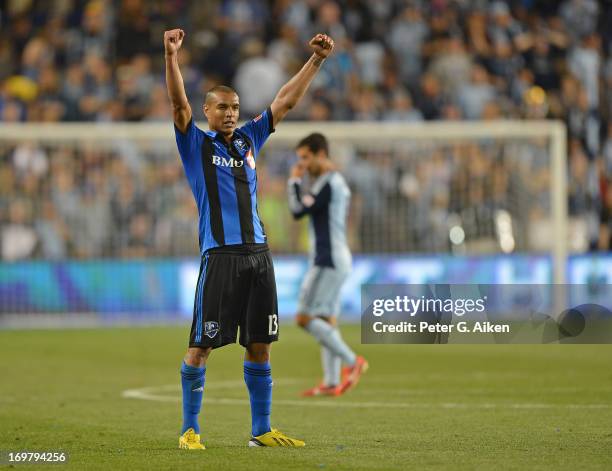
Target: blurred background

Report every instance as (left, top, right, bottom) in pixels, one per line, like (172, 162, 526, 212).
(0, 0, 610, 323)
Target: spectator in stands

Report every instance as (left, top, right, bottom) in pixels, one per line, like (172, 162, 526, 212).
(384, 90, 423, 122)
(414, 74, 444, 120)
(0, 0, 607, 132)
(65, 0, 112, 63)
(428, 36, 473, 97)
(603, 122, 612, 175)
(389, 5, 429, 87)
(72, 169, 112, 258)
(115, 0, 153, 61)
(233, 39, 287, 117)
(110, 175, 148, 252)
(0, 0, 609, 257)
(599, 182, 612, 250)
(35, 200, 69, 259)
(560, 0, 599, 42)
(1, 199, 38, 261)
(457, 64, 497, 120)
(121, 211, 154, 258)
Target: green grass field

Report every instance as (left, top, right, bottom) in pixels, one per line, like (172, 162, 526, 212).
(1, 324, 611, 470)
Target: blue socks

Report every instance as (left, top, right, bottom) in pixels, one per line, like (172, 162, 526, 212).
(180, 362, 206, 434)
(181, 360, 272, 437)
(244, 361, 272, 437)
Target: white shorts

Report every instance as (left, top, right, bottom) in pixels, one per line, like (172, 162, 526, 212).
(297, 265, 349, 317)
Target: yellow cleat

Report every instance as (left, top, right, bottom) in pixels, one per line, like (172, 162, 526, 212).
(179, 428, 206, 450)
(248, 428, 305, 447)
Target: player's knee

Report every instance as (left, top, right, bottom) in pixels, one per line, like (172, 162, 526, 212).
(245, 343, 270, 363)
(184, 347, 212, 367)
(317, 315, 336, 326)
(248, 351, 270, 363)
(295, 313, 312, 329)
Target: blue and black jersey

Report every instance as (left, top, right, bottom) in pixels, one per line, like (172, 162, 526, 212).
(175, 108, 274, 254)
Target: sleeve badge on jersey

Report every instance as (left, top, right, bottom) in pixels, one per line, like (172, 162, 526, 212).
(301, 194, 315, 207)
(246, 149, 256, 169)
(253, 112, 264, 123)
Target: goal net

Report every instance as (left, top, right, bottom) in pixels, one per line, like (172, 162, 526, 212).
(269, 121, 567, 285)
(0, 120, 567, 321)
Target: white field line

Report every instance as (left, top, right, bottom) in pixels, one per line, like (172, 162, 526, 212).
(121, 381, 612, 410)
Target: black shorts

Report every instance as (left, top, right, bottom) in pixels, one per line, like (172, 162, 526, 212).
(189, 243, 279, 349)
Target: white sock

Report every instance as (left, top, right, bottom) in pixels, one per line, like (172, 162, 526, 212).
(321, 345, 341, 386)
(306, 318, 356, 366)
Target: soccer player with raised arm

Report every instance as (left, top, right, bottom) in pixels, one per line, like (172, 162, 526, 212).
(164, 28, 334, 449)
(288, 133, 368, 397)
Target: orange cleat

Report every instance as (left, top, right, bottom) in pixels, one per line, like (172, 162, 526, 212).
(339, 356, 368, 394)
(301, 383, 342, 397)
(341, 365, 351, 382)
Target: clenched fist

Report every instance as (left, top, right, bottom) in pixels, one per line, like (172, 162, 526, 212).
(164, 29, 185, 56)
(309, 34, 334, 59)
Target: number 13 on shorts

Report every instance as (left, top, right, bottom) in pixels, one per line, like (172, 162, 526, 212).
(268, 314, 278, 335)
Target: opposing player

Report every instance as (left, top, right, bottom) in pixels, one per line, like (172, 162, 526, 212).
(288, 133, 368, 397)
(164, 28, 334, 449)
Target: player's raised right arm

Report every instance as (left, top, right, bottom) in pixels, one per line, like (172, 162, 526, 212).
(287, 164, 331, 219)
(164, 29, 192, 133)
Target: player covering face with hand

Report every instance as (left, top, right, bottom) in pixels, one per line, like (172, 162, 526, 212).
(288, 133, 368, 397)
(164, 28, 334, 450)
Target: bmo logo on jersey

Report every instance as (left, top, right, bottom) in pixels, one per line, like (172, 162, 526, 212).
(212, 155, 243, 168)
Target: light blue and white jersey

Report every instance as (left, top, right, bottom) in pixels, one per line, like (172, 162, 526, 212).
(288, 171, 352, 272)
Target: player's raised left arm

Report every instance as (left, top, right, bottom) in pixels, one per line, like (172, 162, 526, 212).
(270, 34, 334, 128)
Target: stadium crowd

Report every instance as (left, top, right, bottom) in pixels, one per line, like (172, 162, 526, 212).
(0, 0, 611, 258)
